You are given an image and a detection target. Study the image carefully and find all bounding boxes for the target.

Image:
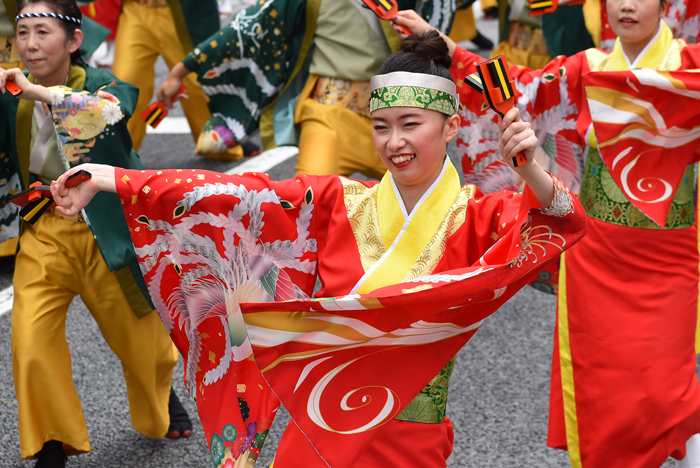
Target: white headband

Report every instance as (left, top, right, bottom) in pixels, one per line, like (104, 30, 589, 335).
(16, 12, 82, 25)
(369, 71, 459, 115)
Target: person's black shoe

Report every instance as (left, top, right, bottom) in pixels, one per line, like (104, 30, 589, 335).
(34, 440, 66, 468)
(166, 387, 193, 439)
(482, 7, 499, 20)
(471, 31, 495, 50)
(0, 255, 15, 276)
(240, 140, 262, 158)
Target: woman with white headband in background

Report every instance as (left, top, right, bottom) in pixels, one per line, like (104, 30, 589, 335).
(0, 0, 192, 466)
(393, 4, 700, 467)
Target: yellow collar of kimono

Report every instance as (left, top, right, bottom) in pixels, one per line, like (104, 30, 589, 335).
(352, 158, 462, 294)
(588, 21, 672, 148)
(610, 20, 672, 71)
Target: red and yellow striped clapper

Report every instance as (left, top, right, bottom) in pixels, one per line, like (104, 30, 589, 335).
(464, 55, 528, 168)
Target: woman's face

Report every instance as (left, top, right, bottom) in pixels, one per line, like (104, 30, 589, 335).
(606, 0, 665, 48)
(16, 2, 81, 84)
(372, 107, 460, 191)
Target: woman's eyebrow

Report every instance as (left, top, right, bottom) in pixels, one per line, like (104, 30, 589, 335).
(18, 21, 50, 28)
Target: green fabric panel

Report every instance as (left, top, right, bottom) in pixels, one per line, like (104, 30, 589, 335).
(0, 65, 152, 315)
(396, 356, 456, 423)
(0, 0, 14, 36)
(309, 0, 391, 81)
(0, 89, 21, 241)
(184, 0, 309, 149)
(579, 147, 696, 229)
(2, 0, 15, 22)
(80, 17, 111, 58)
(173, 0, 219, 49)
(540, 4, 594, 57)
(417, 0, 456, 34)
(115, 263, 155, 318)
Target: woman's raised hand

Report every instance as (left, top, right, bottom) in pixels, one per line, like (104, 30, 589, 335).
(498, 107, 555, 206)
(0, 67, 50, 102)
(51, 164, 117, 216)
(498, 107, 537, 168)
(391, 11, 458, 57)
(391, 10, 432, 38)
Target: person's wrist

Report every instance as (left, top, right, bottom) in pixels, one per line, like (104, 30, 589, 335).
(512, 157, 538, 177)
(29, 83, 51, 104)
(172, 62, 191, 81)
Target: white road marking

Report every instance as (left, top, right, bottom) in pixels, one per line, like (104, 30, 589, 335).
(0, 285, 14, 317)
(225, 146, 299, 175)
(146, 117, 191, 134)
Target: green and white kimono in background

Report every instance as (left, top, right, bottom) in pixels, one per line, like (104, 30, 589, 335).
(180, 0, 456, 155)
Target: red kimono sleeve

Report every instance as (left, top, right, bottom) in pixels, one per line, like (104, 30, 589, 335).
(114, 167, 340, 467)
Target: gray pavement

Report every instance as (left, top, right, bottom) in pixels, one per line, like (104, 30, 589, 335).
(0, 11, 687, 468)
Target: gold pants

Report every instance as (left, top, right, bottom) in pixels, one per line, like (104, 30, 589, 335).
(294, 76, 387, 179)
(448, 7, 477, 43)
(112, 1, 212, 151)
(11, 213, 178, 459)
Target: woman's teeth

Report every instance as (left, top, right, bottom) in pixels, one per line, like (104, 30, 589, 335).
(390, 154, 416, 164)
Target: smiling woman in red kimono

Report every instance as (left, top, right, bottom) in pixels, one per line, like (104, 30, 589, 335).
(393, 2, 700, 467)
(41, 32, 585, 468)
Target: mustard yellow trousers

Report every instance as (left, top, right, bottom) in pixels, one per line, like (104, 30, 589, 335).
(112, 1, 211, 151)
(11, 214, 178, 459)
(294, 77, 387, 179)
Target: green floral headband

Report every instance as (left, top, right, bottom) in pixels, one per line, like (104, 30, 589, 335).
(369, 72, 459, 116)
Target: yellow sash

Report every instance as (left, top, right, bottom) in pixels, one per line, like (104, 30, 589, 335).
(353, 159, 462, 294)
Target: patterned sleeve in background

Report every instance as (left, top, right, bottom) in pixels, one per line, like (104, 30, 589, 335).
(181, 0, 307, 154)
(49, 83, 135, 167)
(449, 46, 588, 197)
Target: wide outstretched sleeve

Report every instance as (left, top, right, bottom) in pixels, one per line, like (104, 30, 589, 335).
(113, 167, 337, 466)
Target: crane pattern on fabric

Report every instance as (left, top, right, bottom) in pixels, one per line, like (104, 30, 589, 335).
(115, 167, 585, 468)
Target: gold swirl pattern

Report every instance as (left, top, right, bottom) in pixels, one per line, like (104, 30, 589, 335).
(341, 178, 386, 272)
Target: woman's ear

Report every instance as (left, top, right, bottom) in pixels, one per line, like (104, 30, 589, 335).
(444, 114, 461, 144)
(67, 28, 83, 55)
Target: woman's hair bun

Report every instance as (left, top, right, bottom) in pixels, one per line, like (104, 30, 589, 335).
(399, 30, 452, 70)
(377, 30, 454, 81)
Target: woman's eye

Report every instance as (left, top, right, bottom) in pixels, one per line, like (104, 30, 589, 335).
(373, 126, 387, 131)
(404, 122, 419, 128)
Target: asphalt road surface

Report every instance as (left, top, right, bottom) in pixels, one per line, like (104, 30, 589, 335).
(0, 11, 688, 468)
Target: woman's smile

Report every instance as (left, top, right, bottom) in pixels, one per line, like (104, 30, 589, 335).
(388, 153, 416, 167)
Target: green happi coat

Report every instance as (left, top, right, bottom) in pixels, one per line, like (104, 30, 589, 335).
(181, 0, 456, 153)
(166, 0, 220, 55)
(0, 64, 154, 317)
